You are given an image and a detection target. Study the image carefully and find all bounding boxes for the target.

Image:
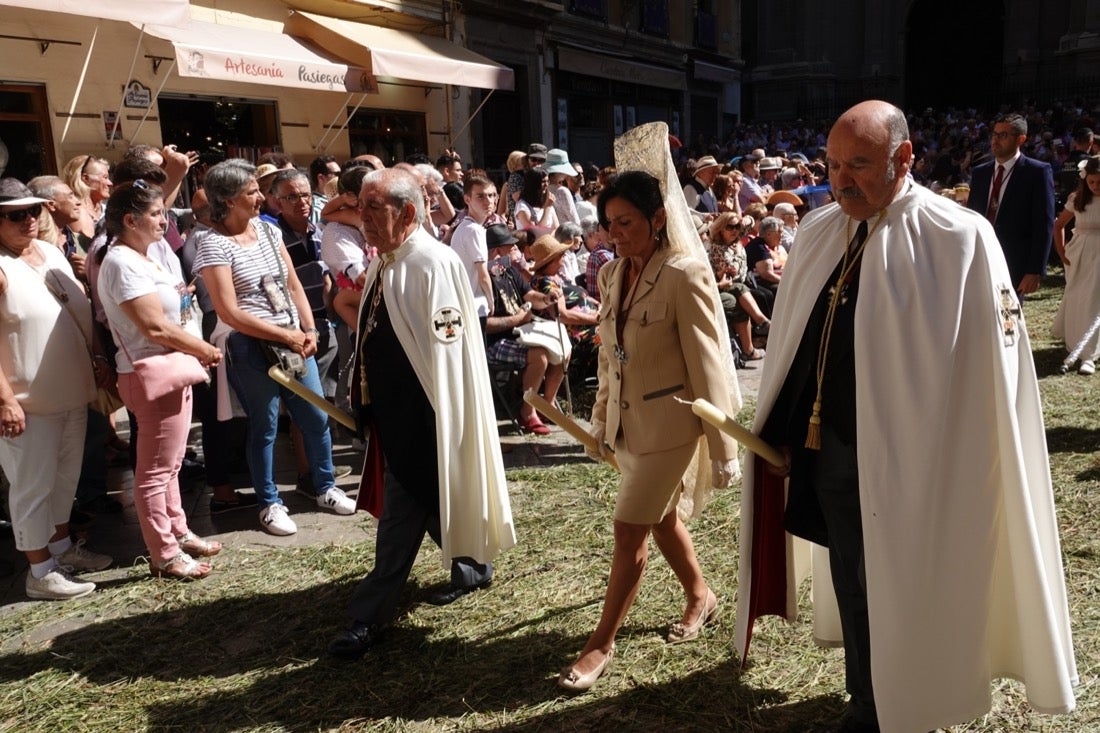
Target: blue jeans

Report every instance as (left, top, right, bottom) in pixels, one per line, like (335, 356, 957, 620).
(225, 332, 335, 508)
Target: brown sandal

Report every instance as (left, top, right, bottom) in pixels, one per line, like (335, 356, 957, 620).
(151, 552, 212, 580)
(176, 532, 222, 558)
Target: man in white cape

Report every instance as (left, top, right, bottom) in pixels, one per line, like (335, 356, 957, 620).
(329, 168, 515, 660)
(734, 101, 1076, 732)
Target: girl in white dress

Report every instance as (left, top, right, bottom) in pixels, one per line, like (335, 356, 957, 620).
(1053, 155, 1100, 375)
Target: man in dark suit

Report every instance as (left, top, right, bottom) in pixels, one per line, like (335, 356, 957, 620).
(966, 113, 1055, 296)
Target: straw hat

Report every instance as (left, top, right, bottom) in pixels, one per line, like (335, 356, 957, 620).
(529, 234, 573, 270)
(694, 155, 721, 172)
(768, 189, 804, 207)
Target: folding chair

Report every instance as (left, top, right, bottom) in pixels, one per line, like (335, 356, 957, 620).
(486, 360, 523, 433)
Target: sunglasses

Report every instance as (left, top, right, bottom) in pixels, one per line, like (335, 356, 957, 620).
(0, 203, 43, 223)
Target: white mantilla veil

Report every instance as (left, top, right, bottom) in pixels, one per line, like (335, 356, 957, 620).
(615, 122, 743, 518)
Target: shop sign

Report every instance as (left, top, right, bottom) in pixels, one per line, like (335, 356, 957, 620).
(102, 111, 122, 142)
(174, 45, 377, 94)
(557, 47, 683, 91)
(124, 80, 153, 109)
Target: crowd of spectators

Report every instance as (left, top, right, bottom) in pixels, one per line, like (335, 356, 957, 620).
(679, 99, 1100, 203)
(1, 98, 1096, 597)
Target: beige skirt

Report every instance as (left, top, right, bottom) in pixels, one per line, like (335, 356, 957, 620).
(613, 436, 698, 525)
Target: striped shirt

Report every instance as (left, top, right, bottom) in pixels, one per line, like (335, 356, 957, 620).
(192, 218, 298, 327)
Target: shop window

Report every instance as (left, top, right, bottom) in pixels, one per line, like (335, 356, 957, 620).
(347, 109, 427, 167)
(0, 84, 56, 181)
(158, 96, 280, 164)
(570, 0, 606, 21)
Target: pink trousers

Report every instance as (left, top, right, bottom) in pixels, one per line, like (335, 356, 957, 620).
(118, 374, 194, 565)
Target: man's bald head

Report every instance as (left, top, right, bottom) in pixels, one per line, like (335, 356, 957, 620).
(826, 100, 912, 220)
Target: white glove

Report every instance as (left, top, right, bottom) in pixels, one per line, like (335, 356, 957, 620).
(711, 458, 738, 489)
(586, 421, 607, 463)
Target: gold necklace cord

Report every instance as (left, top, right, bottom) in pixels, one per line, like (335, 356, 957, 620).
(358, 261, 387, 406)
(805, 211, 886, 450)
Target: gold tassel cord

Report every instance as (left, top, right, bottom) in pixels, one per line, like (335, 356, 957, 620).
(806, 213, 886, 450)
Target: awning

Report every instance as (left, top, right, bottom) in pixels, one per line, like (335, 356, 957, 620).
(694, 60, 740, 84)
(285, 11, 514, 92)
(557, 46, 683, 91)
(0, 0, 189, 26)
(141, 18, 377, 94)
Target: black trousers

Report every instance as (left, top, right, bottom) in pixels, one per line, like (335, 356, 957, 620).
(345, 467, 492, 625)
(811, 425, 876, 725)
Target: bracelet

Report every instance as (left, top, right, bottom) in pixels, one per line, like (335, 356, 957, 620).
(304, 327, 320, 336)
(93, 355, 109, 363)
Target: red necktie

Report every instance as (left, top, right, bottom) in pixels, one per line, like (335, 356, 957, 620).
(986, 164, 1005, 222)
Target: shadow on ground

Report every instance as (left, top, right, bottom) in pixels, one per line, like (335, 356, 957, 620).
(0, 573, 846, 732)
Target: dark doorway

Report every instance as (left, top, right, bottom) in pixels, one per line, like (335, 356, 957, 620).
(905, 0, 1004, 111)
(0, 84, 56, 180)
(473, 65, 527, 181)
(158, 95, 280, 164)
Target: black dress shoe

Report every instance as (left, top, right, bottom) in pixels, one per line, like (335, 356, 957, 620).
(328, 622, 378, 660)
(426, 579, 492, 606)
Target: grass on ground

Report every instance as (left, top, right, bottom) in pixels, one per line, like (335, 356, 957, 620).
(0, 272, 1096, 732)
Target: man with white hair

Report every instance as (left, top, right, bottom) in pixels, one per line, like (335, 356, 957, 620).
(329, 168, 515, 660)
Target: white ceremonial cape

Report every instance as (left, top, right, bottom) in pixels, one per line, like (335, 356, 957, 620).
(359, 229, 516, 568)
(734, 181, 1077, 732)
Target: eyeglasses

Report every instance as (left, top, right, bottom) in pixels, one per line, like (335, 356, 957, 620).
(991, 131, 1017, 140)
(0, 203, 43, 223)
(278, 192, 312, 203)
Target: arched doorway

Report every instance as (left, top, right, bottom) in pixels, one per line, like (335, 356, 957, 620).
(904, 0, 1005, 111)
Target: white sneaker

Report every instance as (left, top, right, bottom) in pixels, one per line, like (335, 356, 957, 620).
(317, 487, 356, 515)
(259, 503, 297, 536)
(26, 567, 96, 600)
(1079, 360, 1095, 375)
(54, 539, 112, 572)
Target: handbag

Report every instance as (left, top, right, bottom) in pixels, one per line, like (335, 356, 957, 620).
(90, 384, 126, 415)
(514, 318, 572, 365)
(128, 351, 210, 402)
(259, 338, 308, 378)
(40, 261, 117, 413)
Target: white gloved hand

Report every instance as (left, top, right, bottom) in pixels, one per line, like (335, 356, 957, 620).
(711, 458, 738, 489)
(586, 421, 607, 463)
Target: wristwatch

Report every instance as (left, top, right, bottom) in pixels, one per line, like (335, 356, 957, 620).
(304, 327, 320, 336)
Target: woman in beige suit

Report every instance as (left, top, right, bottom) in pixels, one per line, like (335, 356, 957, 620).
(558, 171, 739, 691)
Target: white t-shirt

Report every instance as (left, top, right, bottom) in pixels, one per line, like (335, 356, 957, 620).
(515, 200, 560, 230)
(550, 183, 580, 225)
(98, 244, 186, 373)
(450, 216, 490, 316)
(320, 220, 370, 283)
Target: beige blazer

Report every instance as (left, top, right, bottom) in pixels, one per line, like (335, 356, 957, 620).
(592, 248, 738, 459)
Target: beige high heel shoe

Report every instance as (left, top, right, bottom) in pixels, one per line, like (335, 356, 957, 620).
(557, 644, 615, 692)
(667, 589, 718, 644)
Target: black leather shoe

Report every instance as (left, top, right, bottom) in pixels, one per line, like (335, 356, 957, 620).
(426, 579, 492, 606)
(328, 622, 378, 660)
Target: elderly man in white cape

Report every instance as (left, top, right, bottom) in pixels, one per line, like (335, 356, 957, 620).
(329, 168, 515, 660)
(734, 101, 1077, 732)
